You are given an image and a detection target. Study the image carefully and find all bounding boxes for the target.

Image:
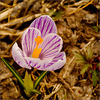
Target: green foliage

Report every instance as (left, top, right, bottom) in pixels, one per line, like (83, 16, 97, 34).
(73, 47, 93, 62)
(73, 51, 86, 64)
(23, 71, 34, 93)
(24, 71, 49, 97)
(80, 64, 91, 74)
(73, 47, 99, 86)
(85, 46, 93, 60)
(92, 26, 98, 32)
(97, 63, 100, 67)
(92, 70, 99, 86)
(23, 71, 41, 97)
(33, 71, 49, 89)
(47, 9, 64, 21)
(92, 25, 100, 32)
(52, 10, 64, 21)
(23, 72, 41, 97)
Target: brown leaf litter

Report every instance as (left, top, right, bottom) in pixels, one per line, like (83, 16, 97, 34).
(0, 0, 100, 100)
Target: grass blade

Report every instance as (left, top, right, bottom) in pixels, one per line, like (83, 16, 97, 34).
(33, 71, 49, 89)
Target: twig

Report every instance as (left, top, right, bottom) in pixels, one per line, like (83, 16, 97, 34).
(93, 84, 100, 92)
(0, 14, 34, 28)
(0, 29, 24, 36)
(0, 8, 13, 21)
(2, 34, 22, 55)
(0, 27, 17, 33)
(0, 1, 12, 8)
(13, 0, 18, 6)
(43, 84, 62, 100)
(64, 0, 94, 17)
(0, 0, 32, 21)
(0, 55, 12, 58)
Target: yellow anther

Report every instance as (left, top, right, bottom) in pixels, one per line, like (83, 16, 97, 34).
(35, 36, 43, 46)
(32, 36, 43, 58)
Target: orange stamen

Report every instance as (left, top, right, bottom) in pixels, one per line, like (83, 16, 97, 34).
(32, 36, 43, 58)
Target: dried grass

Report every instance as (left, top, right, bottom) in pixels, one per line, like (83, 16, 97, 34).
(0, 0, 99, 100)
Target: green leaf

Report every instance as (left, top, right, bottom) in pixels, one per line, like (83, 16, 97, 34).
(1, 57, 25, 89)
(92, 69, 99, 86)
(75, 60, 86, 64)
(23, 71, 42, 97)
(23, 71, 33, 93)
(85, 46, 93, 60)
(52, 10, 64, 21)
(25, 88, 41, 97)
(98, 24, 100, 29)
(46, 9, 54, 15)
(34, 71, 49, 89)
(73, 51, 86, 62)
(80, 64, 90, 74)
(96, 70, 100, 79)
(92, 26, 98, 32)
(31, 89, 41, 94)
(97, 63, 100, 67)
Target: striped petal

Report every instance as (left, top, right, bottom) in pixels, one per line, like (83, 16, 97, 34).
(25, 52, 66, 71)
(30, 15, 57, 38)
(45, 52, 66, 71)
(22, 28, 41, 57)
(12, 42, 31, 69)
(39, 34, 63, 60)
(25, 57, 52, 70)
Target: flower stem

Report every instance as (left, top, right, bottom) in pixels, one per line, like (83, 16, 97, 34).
(33, 71, 49, 89)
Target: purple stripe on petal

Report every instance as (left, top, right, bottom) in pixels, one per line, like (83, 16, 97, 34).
(36, 65, 41, 68)
(51, 44, 60, 50)
(34, 20, 36, 27)
(38, 17, 42, 29)
(43, 64, 46, 68)
(25, 35, 28, 53)
(45, 62, 54, 68)
(33, 63, 37, 67)
(28, 29, 30, 52)
(41, 18, 47, 34)
(48, 25, 54, 34)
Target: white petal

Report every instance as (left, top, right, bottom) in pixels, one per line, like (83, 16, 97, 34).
(45, 52, 66, 71)
(12, 42, 31, 69)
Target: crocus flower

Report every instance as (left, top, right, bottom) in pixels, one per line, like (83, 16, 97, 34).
(12, 15, 66, 71)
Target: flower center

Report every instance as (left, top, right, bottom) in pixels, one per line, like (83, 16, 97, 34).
(32, 36, 43, 58)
